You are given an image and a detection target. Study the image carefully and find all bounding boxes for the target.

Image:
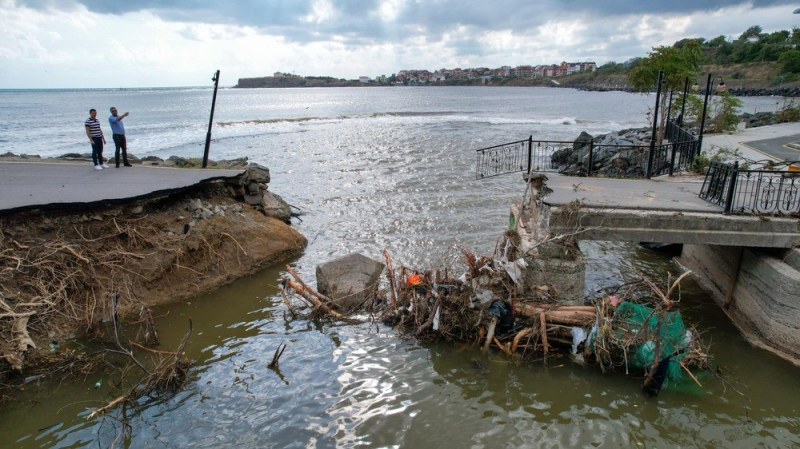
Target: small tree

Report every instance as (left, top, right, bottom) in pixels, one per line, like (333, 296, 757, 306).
(675, 90, 742, 134)
(708, 92, 743, 133)
(779, 49, 800, 73)
(629, 42, 703, 144)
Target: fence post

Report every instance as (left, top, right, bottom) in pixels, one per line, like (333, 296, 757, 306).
(666, 88, 674, 122)
(527, 135, 533, 174)
(698, 73, 712, 159)
(669, 143, 677, 176)
(724, 161, 739, 214)
(647, 70, 664, 179)
(587, 140, 594, 177)
(679, 77, 689, 127)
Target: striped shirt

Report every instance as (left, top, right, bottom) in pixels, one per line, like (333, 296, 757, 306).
(85, 117, 103, 137)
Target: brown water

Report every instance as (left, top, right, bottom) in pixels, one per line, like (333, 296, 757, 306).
(2, 87, 799, 448)
(3, 242, 800, 448)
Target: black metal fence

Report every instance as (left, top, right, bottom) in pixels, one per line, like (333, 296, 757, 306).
(475, 119, 700, 180)
(475, 137, 571, 178)
(699, 161, 800, 215)
(664, 120, 701, 174)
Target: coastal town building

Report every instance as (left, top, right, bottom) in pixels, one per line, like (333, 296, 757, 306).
(396, 61, 596, 85)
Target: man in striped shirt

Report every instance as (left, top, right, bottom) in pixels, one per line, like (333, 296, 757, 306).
(84, 108, 108, 170)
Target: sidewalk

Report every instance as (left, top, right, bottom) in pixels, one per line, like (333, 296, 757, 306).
(701, 122, 800, 164)
(543, 173, 720, 213)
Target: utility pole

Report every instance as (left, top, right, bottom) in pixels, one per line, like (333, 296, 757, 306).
(202, 69, 220, 168)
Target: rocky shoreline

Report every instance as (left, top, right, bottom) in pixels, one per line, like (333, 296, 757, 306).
(0, 151, 249, 169)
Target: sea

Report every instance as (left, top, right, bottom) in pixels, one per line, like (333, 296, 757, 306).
(0, 86, 798, 448)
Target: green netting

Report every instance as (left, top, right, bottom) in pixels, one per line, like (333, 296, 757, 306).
(614, 302, 690, 384)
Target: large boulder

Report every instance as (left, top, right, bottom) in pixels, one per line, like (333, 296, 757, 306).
(261, 191, 292, 223)
(316, 253, 385, 310)
(242, 163, 270, 185)
(574, 131, 593, 151)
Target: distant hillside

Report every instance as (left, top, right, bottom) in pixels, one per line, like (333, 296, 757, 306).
(235, 75, 364, 88)
(556, 62, 800, 96)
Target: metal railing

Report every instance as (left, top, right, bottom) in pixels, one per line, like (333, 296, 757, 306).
(699, 161, 800, 215)
(475, 137, 571, 179)
(475, 121, 699, 180)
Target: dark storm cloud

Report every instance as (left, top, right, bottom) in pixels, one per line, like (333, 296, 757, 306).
(13, 0, 797, 44)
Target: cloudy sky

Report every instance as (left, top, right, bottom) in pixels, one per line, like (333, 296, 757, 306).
(2, 0, 799, 88)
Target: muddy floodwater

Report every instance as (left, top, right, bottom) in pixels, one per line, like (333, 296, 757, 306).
(1, 87, 798, 448)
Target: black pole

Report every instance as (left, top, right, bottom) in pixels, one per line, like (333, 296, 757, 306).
(527, 135, 532, 174)
(697, 73, 712, 158)
(647, 70, 664, 178)
(202, 69, 221, 168)
(666, 87, 674, 123)
(678, 77, 689, 127)
(724, 161, 739, 214)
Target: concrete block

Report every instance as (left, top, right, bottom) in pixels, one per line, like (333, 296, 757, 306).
(316, 253, 385, 310)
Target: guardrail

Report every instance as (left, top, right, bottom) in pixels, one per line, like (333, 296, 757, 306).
(475, 137, 572, 179)
(700, 161, 800, 215)
(475, 120, 699, 180)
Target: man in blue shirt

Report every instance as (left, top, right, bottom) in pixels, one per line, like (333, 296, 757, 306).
(108, 107, 132, 168)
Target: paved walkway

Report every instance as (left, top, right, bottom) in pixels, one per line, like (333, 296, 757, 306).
(0, 162, 244, 214)
(702, 122, 800, 164)
(540, 123, 800, 214)
(542, 173, 718, 212)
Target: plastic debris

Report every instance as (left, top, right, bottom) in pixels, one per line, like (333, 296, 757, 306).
(571, 327, 588, 354)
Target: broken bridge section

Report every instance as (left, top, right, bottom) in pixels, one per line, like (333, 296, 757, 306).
(511, 172, 800, 303)
(537, 173, 800, 249)
(511, 172, 800, 365)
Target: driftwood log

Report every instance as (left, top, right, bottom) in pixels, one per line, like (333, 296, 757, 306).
(515, 303, 595, 327)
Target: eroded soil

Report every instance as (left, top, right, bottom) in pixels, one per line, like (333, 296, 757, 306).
(0, 182, 307, 383)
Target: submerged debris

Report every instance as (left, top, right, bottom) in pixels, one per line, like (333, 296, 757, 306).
(281, 240, 712, 395)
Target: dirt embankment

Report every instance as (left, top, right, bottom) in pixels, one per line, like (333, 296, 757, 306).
(0, 181, 307, 380)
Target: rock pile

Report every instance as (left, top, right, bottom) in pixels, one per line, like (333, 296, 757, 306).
(236, 163, 293, 223)
(740, 111, 778, 128)
(730, 87, 800, 97)
(550, 127, 652, 177)
(181, 198, 244, 233)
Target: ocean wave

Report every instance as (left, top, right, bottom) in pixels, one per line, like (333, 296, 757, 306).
(219, 111, 464, 127)
(481, 116, 578, 125)
(368, 111, 462, 118)
(218, 117, 324, 126)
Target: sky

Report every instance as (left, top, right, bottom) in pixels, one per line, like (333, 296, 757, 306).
(2, 0, 800, 88)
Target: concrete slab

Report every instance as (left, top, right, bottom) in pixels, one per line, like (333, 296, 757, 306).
(525, 173, 800, 248)
(538, 173, 721, 213)
(0, 161, 244, 214)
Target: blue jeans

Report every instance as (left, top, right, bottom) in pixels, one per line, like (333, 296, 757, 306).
(91, 136, 104, 166)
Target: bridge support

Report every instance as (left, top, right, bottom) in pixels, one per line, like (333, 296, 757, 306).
(680, 244, 800, 366)
(511, 173, 585, 304)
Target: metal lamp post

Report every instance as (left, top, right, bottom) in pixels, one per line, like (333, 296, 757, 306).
(646, 70, 664, 178)
(202, 69, 221, 169)
(678, 77, 689, 127)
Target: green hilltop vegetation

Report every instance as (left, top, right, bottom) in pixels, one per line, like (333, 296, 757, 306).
(236, 25, 800, 94)
(559, 25, 800, 93)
